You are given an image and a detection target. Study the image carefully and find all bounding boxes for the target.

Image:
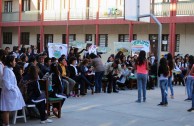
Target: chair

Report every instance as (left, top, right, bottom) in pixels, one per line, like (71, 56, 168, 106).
(12, 107, 26, 124)
(102, 76, 109, 93)
(39, 80, 63, 118)
(128, 76, 137, 89)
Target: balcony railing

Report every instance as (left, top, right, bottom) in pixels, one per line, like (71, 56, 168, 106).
(21, 10, 41, 21)
(2, 12, 19, 22)
(44, 9, 68, 21)
(152, 3, 170, 17)
(177, 1, 194, 16)
(70, 7, 96, 20)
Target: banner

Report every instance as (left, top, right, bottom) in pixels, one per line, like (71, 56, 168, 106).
(131, 40, 150, 53)
(69, 41, 86, 49)
(88, 44, 97, 55)
(48, 43, 68, 58)
(97, 47, 111, 53)
(114, 42, 131, 56)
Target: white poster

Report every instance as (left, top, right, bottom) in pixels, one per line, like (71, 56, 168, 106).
(114, 42, 131, 56)
(131, 40, 150, 53)
(88, 44, 97, 55)
(48, 43, 68, 58)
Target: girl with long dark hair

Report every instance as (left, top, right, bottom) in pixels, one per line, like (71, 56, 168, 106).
(135, 50, 148, 103)
(166, 53, 174, 99)
(185, 55, 194, 101)
(158, 58, 169, 106)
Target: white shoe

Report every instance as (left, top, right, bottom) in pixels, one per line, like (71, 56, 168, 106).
(40, 119, 53, 124)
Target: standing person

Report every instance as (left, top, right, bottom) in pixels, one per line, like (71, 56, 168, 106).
(158, 58, 169, 106)
(187, 63, 194, 112)
(0, 55, 26, 126)
(135, 50, 148, 103)
(0, 49, 6, 126)
(89, 53, 105, 93)
(185, 55, 194, 101)
(166, 53, 174, 99)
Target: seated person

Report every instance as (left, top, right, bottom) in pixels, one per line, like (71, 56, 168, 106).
(116, 64, 130, 90)
(68, 57, 85, 96)
(26, 65, 53, 124)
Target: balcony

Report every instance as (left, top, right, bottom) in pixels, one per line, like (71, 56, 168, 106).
(21, 10, 41, 21)
(44, 9, 68, 21)
(152, 2, 170, 17)
(70, 7, 96, 20)
(2, 12, 19, 22)
(177, 1, 194, 16)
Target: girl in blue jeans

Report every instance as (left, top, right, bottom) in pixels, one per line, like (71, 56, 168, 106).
(158, 58, 169, 106)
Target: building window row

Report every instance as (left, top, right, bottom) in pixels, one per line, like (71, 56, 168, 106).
(2, 32, 180, 52)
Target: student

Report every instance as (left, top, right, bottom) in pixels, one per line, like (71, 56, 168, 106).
(158, 58, 169, 106)
(0, 55, 25, 126)
(135, 50, 148, 103)
(0, 49, 6, 126)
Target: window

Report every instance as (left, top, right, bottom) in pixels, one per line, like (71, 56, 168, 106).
(118, 34, 129, 42)
(44, 34, 53, 47)
(62, 34, 76, 44)
(85, 34, 92, 42)
(4, 1, 12, 12)
(45, 0, 54, 10)
(69, 34, 76, 42)
(21, 32, 30, 45)
(175, 34, 180, 52)
(133, 34, 137, 40)
(62, 34, 66, 44)
(161, 34, 169, 51)
(3, 32, 12, 44)
(99, 34, 108, 47)
(22, 0, 30, 11)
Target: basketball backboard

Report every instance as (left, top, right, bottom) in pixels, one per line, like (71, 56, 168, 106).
(124, 0, 151, 22)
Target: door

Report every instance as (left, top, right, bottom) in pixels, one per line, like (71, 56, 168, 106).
(149, 34, 158, 56)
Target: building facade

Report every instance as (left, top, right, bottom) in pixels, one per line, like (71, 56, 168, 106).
(0, 0, 194, 61)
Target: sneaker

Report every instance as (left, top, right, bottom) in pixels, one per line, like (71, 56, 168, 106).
(185, 98, 192, 101)
(135, 100, 141, 103)
(40, 119, 53, 124)
(157, 102, 167, 106)
(170, 95, 174, 99)
(187, 108, 194, 112)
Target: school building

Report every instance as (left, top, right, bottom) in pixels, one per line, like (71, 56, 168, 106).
(0, 0, 194, 61)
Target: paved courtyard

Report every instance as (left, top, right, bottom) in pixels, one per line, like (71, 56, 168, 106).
(15, 86, 194, 126)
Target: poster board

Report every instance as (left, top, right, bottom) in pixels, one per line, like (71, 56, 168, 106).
(88, 44, 97, 55)
(69, 41, 86, 49)
(48, 43, 68, 58)
(131, 40, 150, 53)
(114, 42, 131, 56)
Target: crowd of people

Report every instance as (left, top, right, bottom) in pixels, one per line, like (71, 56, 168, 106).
(0, 45, 194, 126)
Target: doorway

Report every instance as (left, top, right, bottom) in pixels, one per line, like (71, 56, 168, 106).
(149, 34, 158, 57)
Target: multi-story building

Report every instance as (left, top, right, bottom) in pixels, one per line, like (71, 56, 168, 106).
(0, 0, 194, 61)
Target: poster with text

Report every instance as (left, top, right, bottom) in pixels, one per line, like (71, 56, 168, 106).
(114, 42, 131, 56)
(131, 40, 150, 53)
(48, 43, 68, 58)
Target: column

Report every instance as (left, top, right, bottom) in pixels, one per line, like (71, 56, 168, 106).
(129, 22, 133, 42)
(40, 0, 44, 52)
(18, 0, 22, 47)
(0, 0, 2, 48)
(95, 0, 100, 45)
(66, 0, 70, 45)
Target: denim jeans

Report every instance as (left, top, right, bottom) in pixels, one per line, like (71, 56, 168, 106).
(186, 76, 194, 99)
(160, 79, 168, 104)
(166, 76, 174, 96)
(137, 73, 148, 101)
(192, 84, 194, 108)
(95, 71, 104, 93)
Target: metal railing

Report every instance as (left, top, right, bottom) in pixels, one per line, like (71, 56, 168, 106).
(177, 1, 194, 16)
(2, 12, 19, 22)
(152, 2, 170, 17)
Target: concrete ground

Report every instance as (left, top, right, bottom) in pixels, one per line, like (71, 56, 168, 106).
(15, 86, 194, 126)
